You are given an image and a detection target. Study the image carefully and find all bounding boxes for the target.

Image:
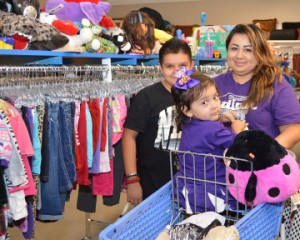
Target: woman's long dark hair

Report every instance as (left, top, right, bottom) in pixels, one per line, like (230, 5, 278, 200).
(226, 24, 282, 110)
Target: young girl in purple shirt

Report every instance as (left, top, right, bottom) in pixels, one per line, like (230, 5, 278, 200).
(171, 68, 247, 213)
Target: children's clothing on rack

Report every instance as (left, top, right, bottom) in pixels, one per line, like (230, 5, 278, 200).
(0, 64, 159, 239)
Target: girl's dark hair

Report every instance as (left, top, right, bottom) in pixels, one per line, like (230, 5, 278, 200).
(159, 37, 192, 65)
(121, 10, 155, 54)
(226, 24, 282, 110)
(171, 72, 218, 131)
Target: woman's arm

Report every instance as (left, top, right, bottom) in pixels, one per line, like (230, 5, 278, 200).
(276, 123, 300, 149)
(122, 128, 143, 206)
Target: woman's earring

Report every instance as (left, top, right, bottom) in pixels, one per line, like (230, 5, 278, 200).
(189, 117, 192, 122)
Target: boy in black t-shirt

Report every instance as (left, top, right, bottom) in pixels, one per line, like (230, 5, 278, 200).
(122, 38, 194, 205)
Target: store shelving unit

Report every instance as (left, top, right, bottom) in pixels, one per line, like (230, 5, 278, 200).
(268, 40, 300, 49)
(0, 49, 226, 66)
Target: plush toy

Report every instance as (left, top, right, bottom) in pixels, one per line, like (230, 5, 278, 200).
(0, 10, 69, 50)
(101, 28, 131, 54)
(99, 15, 116, 30)
(84, 37, 118, 54)
(39, 12, 79, 36)
(0, 0, 40, 19)
(121, 10, 155, 54)
(81, 18, 102, 52)
(0, 36, 13, 49)
(0, 0, 14, 13)
(45, 0, 111, 25)
(10, 0, 40, 19)
(53, 18, 96, 52)
(225, 130, 300, 206)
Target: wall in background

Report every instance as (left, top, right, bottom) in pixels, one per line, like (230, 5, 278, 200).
(108, 0, 197, 4)
(38, 0, 300, 29)
(106, 0, 300, 28)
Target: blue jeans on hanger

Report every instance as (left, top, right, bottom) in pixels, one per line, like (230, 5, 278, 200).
(39, 101, 64, 220)
(70, 102, 76, 161)
(58, 101, 76, 191)
(40, 102, 50, 182)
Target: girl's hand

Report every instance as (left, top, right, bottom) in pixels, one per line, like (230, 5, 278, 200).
(231, 119, 248, 133)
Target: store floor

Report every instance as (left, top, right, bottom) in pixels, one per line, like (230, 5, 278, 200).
(8, 190, 131, 240)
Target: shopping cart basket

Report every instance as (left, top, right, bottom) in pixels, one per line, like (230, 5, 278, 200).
(100, 151, 284, 240)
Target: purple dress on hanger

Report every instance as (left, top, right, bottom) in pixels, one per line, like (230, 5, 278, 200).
(173, 118, 238, 213)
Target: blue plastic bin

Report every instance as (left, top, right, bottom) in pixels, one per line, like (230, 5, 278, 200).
(99, 182, 283, 240)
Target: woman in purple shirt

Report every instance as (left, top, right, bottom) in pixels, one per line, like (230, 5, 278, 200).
(214, 24, 300, 150)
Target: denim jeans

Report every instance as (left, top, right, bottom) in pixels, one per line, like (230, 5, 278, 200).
(58, 101, 76, 192)
(40, 102, 50, 182)
(70, 102, 76, 161)
(38, 101, 64, 220)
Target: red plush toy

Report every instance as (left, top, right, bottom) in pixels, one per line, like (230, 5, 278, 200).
(52, 19, 79, 35)
(99, 15, 115, 29)
(39, 11, 79, 36)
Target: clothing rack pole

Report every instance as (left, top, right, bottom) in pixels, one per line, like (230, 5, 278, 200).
(101, 58, 112, 82)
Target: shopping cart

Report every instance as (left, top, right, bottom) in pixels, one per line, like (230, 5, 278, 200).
(99, 151, 284, 240)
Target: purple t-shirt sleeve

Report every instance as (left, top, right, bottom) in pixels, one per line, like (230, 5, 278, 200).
(271, 78, 300, 126)
(212, 123, 237, 149)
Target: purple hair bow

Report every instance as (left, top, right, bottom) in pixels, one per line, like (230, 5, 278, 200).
(174, 67, 200, 90)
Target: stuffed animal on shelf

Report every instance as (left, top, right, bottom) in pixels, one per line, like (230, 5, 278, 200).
(44, 0, 111, 25)
(121, 10, 155, 55)
(0, 0, 40, 19)
(10, 0, 40, 19)
(225, 130, 300, 206)
(0, 0, 14, 13)
(101, 27, 131, 54)
(0, 36, 13, 49)
(99, 15, 116, 30)
(82, 19, 118, 53)
(0, 10, 69, 50)
(84, 37, 118, 54)
(39, 11, 79, 36)
(54, 17, 97, 52)
(54, 18, 117, 53)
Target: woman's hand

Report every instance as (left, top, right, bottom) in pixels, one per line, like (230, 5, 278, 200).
(126, 182, 143, 206)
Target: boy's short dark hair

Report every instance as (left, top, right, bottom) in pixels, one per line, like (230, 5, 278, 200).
(159, 38, 192, 64)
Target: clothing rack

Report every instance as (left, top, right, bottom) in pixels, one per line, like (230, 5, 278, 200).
(0, 65, 110, 84)
(0, 65, 227, 106)
(0, 64, 227, 84)
(0, 64, 227, 240)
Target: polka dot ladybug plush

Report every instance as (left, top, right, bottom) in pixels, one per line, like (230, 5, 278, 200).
(225, 130, 300, 206)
